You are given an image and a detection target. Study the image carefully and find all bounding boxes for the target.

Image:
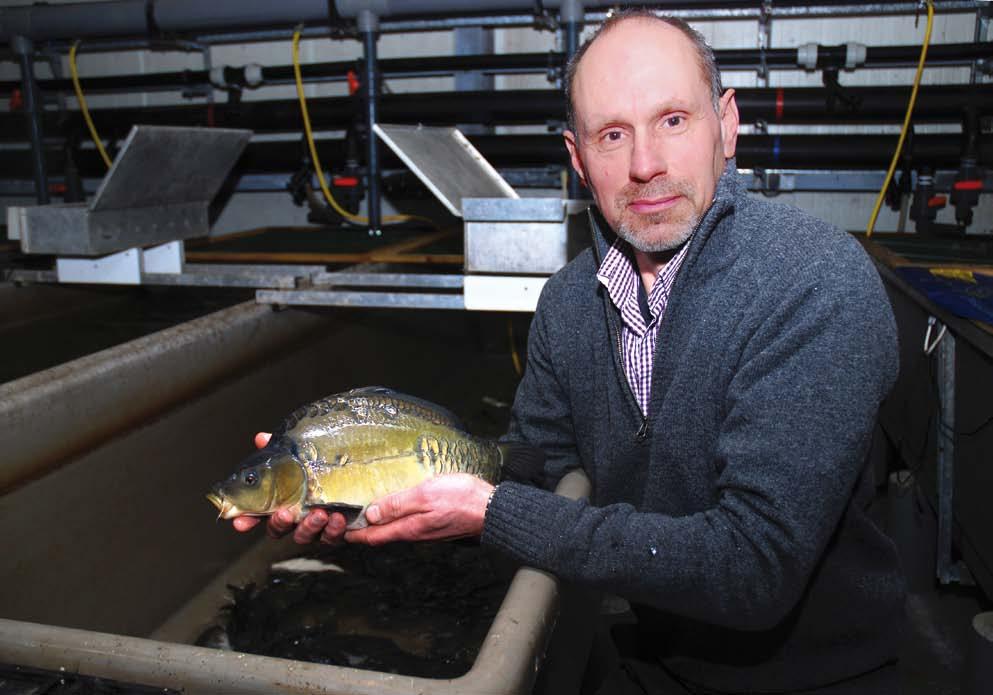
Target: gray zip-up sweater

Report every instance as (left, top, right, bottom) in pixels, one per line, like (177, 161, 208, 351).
(481, 160, 904, 692)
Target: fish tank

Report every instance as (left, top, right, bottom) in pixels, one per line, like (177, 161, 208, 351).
(0, 300, 592, 695)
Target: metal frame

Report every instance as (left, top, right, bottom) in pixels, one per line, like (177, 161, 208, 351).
(935, 327, 969, 585)
(3, 169, 992, 198)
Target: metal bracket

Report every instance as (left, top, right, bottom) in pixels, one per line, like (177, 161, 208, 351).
(933, 324, 972, 585)
(532, 0, 559, 32)
(973, 1, 993, 83)
(758, 0, 773, 87)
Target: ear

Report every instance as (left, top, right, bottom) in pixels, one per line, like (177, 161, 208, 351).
(718, 89, 739, 159)
(562, 129, 588, 187)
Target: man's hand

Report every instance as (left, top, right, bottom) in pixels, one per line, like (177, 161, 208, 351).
(345, 474, 494, 546)
(230, 432, 347, 545)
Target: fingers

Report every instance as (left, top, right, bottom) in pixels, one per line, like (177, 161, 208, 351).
(320, 513, 347, 546)
(266, 508, 299, 539)
(345, 475, 493, 545)
(254, 432, 272, 449)
(235, 508, 343, 546)
(290, 509, 328, 544)
(364, 487, 428, 526)
(346, 515, 428, 546)
(232, 516, 262, 532)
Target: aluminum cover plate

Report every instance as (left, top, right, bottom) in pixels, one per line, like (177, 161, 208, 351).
(91, 125, 251, 211)
(374, 124, 518, 217)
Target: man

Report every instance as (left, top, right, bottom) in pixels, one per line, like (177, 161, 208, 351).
(237, 11, 904, 693)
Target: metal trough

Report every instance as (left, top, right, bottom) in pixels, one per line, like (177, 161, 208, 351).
(0, 469, 588, 695)
(0, 290, 592, 694)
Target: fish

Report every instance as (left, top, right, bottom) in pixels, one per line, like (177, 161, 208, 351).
(206, 386, 543, 530)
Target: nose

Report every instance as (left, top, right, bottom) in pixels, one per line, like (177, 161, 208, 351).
(628, 130, 667, 183)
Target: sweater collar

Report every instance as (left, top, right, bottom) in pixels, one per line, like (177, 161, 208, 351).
(588, 158, 740, 268)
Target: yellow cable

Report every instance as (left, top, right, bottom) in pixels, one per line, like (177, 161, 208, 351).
(866, 0, 934, 238)
(507, 318, 523, 378)
(292, 27, 429, 228)
(69, 41, 113, 170)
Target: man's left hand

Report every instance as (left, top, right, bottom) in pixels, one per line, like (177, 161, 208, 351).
(345, 474, 494, 545)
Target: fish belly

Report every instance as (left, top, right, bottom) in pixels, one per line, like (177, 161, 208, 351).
(306, 454, 431, 509)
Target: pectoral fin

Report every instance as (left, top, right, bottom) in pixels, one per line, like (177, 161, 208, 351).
(306, 503, 368, 529)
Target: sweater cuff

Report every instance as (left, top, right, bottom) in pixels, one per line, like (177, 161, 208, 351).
(481, 480, 574, 570)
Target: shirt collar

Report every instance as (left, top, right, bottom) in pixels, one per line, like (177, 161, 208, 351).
(596, 237, 690, 334)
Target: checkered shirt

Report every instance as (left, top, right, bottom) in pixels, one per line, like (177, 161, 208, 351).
(596, 238, 690, 416)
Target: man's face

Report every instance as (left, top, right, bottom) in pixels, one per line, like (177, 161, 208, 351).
(564, 19, 739, 253)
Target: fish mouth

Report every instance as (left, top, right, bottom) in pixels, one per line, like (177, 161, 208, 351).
(205, 491, 239, 520)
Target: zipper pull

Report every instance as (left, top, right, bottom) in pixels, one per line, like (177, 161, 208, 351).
(636, 419, 650, 441)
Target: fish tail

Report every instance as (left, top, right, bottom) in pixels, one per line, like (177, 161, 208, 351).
(497, 442, 546, 486)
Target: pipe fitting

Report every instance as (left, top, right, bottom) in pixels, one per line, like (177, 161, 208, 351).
(560, 0, 584, 25)
(336, 0, 391, 21)
(845, 42, 867, 70)
(797, 42, 818, 71)
(357, 7, 380, 34)
(10, 34, 32, 57)
(244, 63, 263, 87)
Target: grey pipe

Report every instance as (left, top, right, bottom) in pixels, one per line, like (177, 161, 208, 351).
(0, 1, 148, 43)
(561, 0, 583, 200)
(154, 0, 334, 33)
(1, 1, 979, 42)
(0, 0, 330, 42)
(0, 0, 613, 42)
(0, 469, 591, 695)
(361, 14, 382, 235)
(10, 36, 48, 205)
(0, 301, 327, 495)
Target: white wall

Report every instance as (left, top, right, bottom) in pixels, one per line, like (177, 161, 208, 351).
(1, 2, 988, 235)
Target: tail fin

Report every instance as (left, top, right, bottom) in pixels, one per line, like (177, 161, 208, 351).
(497, 442, 546, 486)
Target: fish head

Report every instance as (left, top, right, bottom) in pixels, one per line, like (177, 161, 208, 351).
(207, 445, 306, 519)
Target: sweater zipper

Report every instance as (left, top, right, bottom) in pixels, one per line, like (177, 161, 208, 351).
(610, 310, 650, 441)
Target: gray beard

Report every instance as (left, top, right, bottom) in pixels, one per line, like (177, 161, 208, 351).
(616, 210, 700, 254)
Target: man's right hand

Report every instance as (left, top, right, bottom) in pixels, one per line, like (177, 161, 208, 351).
(230, 432, 348, 545)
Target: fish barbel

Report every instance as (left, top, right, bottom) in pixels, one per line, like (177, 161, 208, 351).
(206, 387, 541, 529)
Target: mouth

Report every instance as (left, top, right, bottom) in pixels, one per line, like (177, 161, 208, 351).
(627, 195, 682, 215)
(205, 491, 239, 520)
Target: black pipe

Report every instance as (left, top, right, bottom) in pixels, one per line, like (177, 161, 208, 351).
(7, 42, 988, 97)
(562, 0, 583, 199)
(2, 85, 988, 144)
(8, 133, 990, 183)
(11, 36, 49, 205)
(361, 17, 381, 235)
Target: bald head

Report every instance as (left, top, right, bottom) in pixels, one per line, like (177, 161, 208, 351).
(564, 11, 723, 137)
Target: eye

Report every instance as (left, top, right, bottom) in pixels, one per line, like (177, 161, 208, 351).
(664, 115, 684, 128)
(242, 470, 259, 486)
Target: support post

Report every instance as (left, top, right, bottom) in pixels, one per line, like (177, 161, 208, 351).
(561, 0, 584, 200)
(935, 328, 962, 584)
(12, 35, 50, 205)
(359, 9, 381, 236)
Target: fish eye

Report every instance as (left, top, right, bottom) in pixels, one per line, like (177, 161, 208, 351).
(243, 470, 259, 486)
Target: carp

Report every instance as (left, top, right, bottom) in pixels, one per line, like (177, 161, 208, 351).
(207, 387, 542, 529)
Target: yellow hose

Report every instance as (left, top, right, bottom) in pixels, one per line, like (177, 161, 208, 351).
(292, 27, 425, 227)
(507, 318, 523, 378)
(866, 0, 935, 237)
(69, 41, 113, 170)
